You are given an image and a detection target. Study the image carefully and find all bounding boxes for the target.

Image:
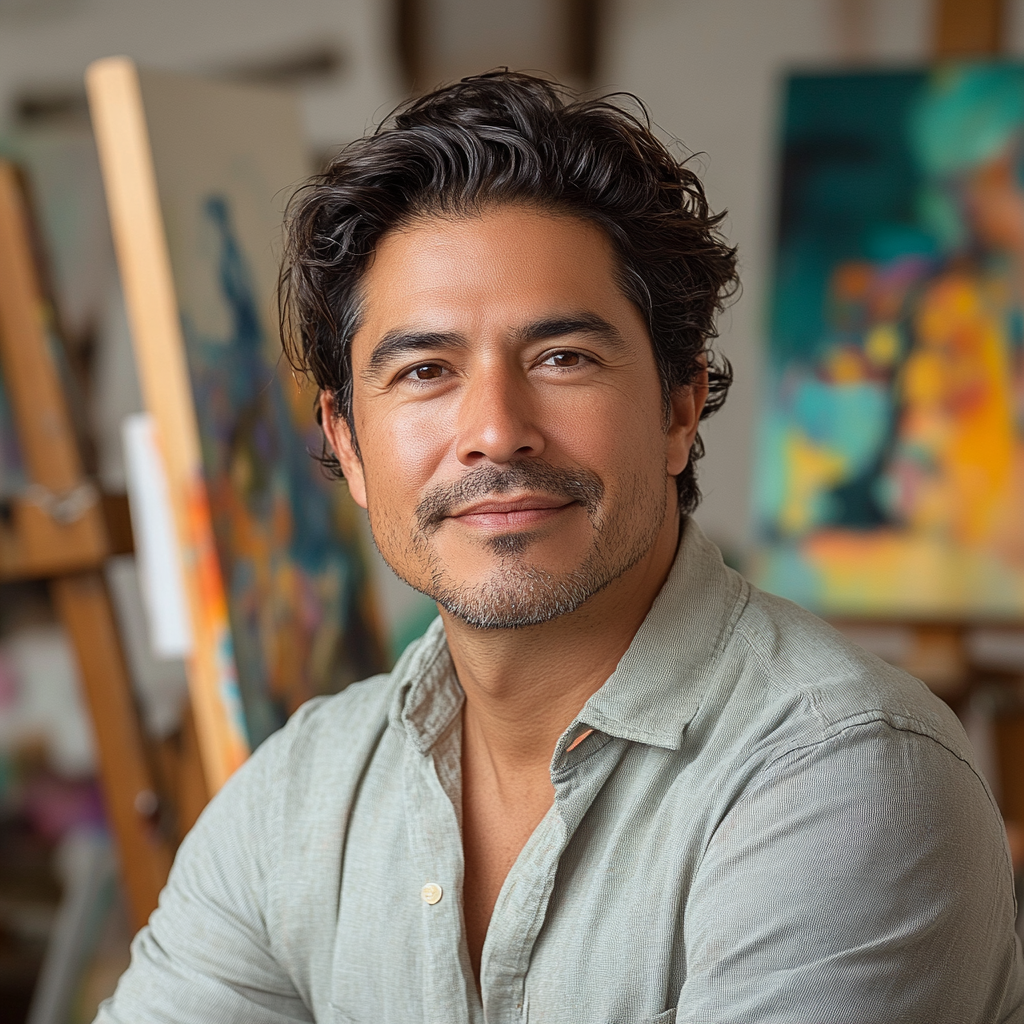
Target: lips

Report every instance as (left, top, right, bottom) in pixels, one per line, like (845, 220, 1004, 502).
(414, 463, 604, 533)
(449, 495, 575, 530)
(452, 496, 572, 517)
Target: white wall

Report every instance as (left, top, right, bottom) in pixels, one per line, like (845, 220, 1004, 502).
(0, 0, 401, 147)
(598, 0, 933, 557)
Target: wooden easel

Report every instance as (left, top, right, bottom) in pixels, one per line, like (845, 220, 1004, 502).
(0, 160, 184, 931)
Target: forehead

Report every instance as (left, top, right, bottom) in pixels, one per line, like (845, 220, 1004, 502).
(353, 205, 628, 339)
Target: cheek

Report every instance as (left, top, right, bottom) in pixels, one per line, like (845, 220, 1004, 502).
(357, 401, 456, 507)
(544, 386, 667, 477)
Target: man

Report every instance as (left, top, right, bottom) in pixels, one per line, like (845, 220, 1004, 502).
(99, 72, 1023, 1023)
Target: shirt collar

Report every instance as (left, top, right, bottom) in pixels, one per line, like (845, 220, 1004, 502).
(390, 616, 462, 755)
(574, 517, 748, 750)
(390, 517, 748, 755)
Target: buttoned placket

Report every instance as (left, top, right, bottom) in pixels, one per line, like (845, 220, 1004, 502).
(402, 697, 626, 1024)
(477, 800, 566, 1024)
(403, 713, 481, 1024)
(477, 726, 624, 1024)
(394, 611, 655, 1024)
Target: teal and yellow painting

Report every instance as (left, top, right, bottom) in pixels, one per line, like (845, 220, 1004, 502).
(752, 64, 1024, 618)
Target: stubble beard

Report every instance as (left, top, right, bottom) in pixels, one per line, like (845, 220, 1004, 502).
(370, 462, 667, 630)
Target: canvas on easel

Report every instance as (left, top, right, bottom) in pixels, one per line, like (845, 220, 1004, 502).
(87, 59, 385, 792)
(751, 61, 1024, 621)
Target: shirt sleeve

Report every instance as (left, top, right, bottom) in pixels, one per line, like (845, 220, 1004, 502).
(94, 717, 313, 1024)
(679, 718, 1024, 1024)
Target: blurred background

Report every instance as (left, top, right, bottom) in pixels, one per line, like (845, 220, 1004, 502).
(0, 0, 1022, 1020)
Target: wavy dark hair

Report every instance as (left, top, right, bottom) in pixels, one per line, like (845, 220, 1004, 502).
(280, 71, 738, 516)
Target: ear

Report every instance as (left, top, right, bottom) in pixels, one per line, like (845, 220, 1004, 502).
(666, 363, 709, 477)
(320, 392, 367, 509)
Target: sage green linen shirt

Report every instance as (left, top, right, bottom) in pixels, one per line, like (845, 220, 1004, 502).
(98, 520, 1024, 1023)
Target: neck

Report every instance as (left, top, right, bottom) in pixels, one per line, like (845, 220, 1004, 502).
(441, 510, 682, 778)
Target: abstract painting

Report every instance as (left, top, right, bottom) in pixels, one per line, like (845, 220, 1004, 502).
(182, 192, 384, 746)
(90, 62, 385, 778)
(752, 64, 1024, 619)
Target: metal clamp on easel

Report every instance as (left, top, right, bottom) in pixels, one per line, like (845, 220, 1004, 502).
(23, 482, 99, 526)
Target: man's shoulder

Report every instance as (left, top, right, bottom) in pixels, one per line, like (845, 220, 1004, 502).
(274, 619, 445, 754)
(287, 670, 397, 743)
(280, 676, 392, 762)
(725, 581, 972, 764)
(235, 633, 420, 796)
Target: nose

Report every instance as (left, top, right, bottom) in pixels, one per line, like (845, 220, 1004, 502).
(455, 364, 545, 466)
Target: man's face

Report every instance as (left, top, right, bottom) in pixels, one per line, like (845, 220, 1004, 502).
(324, 205, 704, 629)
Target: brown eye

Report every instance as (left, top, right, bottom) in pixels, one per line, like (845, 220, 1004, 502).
(410, 364, 443, 380)
(547, 351, 581, 367)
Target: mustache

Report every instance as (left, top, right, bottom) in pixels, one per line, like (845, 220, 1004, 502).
(415, 462, 604, 533)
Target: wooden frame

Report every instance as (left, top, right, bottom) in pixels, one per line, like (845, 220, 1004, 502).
(88, 54, 385, 794)
(934, 0, 1004, 57)
(86, 58, 251, 794)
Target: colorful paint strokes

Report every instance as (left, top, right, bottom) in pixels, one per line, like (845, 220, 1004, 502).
(181, 193, 382, 747)
(752, 64, 1024, 618)
(88, 64, 391, 770)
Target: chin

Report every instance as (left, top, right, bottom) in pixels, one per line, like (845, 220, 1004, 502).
(434, 584, 598, 630)
(424, 550, 623, 631)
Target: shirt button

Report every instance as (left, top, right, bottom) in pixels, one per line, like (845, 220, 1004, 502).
(421, 882, 443, 905)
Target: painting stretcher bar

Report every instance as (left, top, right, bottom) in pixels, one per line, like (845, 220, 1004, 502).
(87, 56, 250, 794)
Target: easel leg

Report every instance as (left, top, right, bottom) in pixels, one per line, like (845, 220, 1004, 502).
(50, 570, 173, 932)
(151, 701, 210, 845)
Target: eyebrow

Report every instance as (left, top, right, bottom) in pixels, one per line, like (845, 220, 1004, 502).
(364, 330, 468, 378)
(363, 311, 624, 379)
(512, 312, 624, 347)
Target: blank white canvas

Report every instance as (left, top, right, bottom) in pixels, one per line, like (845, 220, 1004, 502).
(121, 412, 193, 660)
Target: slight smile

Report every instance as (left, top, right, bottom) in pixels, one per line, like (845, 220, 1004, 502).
(449, 496, 578, 531)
